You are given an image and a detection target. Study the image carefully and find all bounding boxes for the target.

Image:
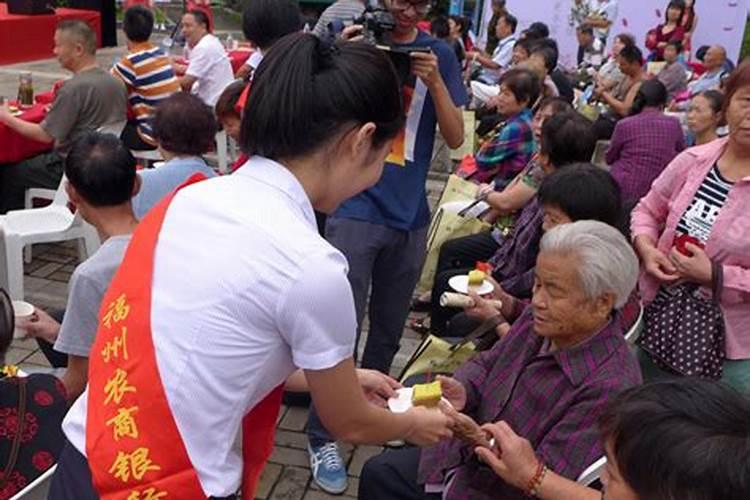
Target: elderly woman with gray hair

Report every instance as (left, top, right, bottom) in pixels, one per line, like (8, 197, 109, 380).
(360, 221, 643, 500)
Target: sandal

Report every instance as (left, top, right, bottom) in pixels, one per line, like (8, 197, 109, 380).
(409, 317, 431, 335)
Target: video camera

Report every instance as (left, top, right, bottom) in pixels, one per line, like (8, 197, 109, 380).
(328, 7, 430, 86)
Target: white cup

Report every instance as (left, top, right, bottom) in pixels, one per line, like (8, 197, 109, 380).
(12, 301, 34, 339)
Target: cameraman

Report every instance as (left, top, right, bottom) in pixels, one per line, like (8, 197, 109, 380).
(305, 0, 468, 494)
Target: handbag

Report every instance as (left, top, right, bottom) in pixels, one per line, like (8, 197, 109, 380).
(638, 261, 726, 380)
(398, 315, 504, 383)
(0, 377, 27, 490)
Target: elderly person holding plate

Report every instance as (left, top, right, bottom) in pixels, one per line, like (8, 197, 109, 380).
(632, 64, 750, 393)
(360, 220, 642, 500)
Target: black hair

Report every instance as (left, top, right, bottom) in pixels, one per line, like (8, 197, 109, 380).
(523, 21, 549, 40)
(577, 24, 594, 36)
(241, 33, 404, 161)
(697, 89, 725, 115)
(600, 379, 750, 500)
(619, 44, 643, 65)
(499, 68, 540, 109)
(242, 0, 303, 51)
(0, 289, 13, 362)
(665, 0, 686, 24)
(187, 9, 210, 32)
(449, 15, 468, 37)
(65, 132, 137, 207)
(530, 43, 558, 73)
(215, 80, 246, 121)
(499, 13, 518, 34)
(514, 38, 534, 57)
(630, 79, 668, 115)
(538, 163, 622, 227)
(665, 40, 683, 53)
(431, 16, 450, 39)
(615, 33, 636, 48)
(696, 44, 709, 61)
(540, 113, 597, 168)
(123, 5, 154, 43)
(153, 93, 218, 156)
(535, 96, 573, 115)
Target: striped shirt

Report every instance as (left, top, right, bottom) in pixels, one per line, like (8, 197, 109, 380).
(417, 307, 641, 499)
(312, 0, 366, 38)
(111, 42, 180, 146)
(675, 164, 734, 243)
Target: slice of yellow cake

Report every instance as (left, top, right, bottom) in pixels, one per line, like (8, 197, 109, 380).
(411, 381, 442, 408)
(467, 269, 486, 287)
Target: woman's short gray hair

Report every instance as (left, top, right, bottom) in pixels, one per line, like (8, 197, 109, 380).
(540, 220, 639, 308)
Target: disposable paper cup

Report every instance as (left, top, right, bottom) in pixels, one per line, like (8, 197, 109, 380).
(12, 301, 34, 339)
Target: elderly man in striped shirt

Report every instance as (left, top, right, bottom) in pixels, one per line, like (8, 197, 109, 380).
(111, 5, 180, 151)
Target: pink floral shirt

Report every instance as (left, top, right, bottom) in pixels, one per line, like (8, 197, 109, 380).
(631, 138, 750, 360)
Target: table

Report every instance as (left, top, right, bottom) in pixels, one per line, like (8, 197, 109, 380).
(0, 105, 53, 165)
(0, 5, 101, 65)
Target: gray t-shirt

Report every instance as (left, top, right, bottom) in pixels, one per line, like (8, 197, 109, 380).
(41, 67, 127, 154)
(54, 235, 131, 357)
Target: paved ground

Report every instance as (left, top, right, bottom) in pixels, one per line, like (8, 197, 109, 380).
(1, 34, 452, 498)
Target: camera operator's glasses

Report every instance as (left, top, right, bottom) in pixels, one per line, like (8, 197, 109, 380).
(391, 0, 432, 15)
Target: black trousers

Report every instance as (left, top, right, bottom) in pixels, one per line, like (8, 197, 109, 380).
(120, 121, 157, 151)
(49, 441, 238, 500)
(434, 231, 498, 277)
(36, 308, 67, 368)
(0, 151, 63, 214)
(359, 447, 440, 500)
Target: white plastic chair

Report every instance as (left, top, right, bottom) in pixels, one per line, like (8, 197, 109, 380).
(591, 140, 611, 170)
(215, 129, 229, 174)
(577, 456, 606, 487)
(0, 175, 100, 300)
(624, 305, 645, 344)
(10, 464, 57, 500)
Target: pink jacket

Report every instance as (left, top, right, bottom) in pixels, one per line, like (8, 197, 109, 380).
(631, 138, 750, 360)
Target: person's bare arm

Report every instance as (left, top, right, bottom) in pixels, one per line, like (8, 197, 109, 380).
(468, 51, 500, 70)
(305, 358, 452, 445)
(179, 74, 198, 92)
(584, 16, 611, 29)
(235, 64, 251, 80)
(411, 52, 464, 148)
(62, 355, 89, 402)
(0, 107, 53, 143)
(602, 80, 641, 116)
(485, 177, 537, 214)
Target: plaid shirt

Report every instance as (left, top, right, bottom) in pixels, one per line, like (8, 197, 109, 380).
(489, 199, 543, 298)
(475, 109, 536, 186)
(606, 109, 685, 203)
(417, 307, 642, 499)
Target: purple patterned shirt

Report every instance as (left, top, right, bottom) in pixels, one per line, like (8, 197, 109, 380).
(606, 109, 685, 203)
(417, 307, 642, 499)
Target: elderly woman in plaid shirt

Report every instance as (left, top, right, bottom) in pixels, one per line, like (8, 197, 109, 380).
(360, 221, 642, 500)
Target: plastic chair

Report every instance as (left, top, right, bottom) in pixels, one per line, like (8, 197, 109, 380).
(0, 175, 100, 300)
(624, 305, 645, 344)
(577, 456, 606, 487)
(9, 464, 57, 500)
(215, 129, 229, 174)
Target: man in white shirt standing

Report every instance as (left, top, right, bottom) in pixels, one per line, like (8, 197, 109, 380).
(585, 0, 618, 46)
(468, 12, 517, 85)
(174, 9, 234, 106)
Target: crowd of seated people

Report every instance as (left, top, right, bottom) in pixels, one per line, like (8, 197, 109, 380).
(2, 1, 748, 499)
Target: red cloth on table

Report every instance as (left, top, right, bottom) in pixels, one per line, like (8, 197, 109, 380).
(0, 5, 101, 65)
(0, 104, 53, 164)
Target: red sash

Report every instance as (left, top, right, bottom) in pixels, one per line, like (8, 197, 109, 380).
(86, 175, 283, 499)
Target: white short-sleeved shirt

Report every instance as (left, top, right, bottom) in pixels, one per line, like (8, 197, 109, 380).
(184, 33, 235, 106)
(62, 157, 357, 496)
(479, 35, 515, 84)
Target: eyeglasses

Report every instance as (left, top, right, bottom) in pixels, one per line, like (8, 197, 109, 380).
(391, 0, 432, 15)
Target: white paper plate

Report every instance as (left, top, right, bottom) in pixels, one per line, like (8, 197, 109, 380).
(448, 275, 494, 295)
(387, 387, 453, 414)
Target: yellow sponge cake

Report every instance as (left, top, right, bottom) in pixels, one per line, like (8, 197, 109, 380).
(411, 381, 442, 407)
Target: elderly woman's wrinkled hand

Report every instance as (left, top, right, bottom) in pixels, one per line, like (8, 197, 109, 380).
(436, 375, 467, 411)
(474, 421, 541, 491)
(669, 243, 713, 286)
(20, 307, 60, 344)
(465, 290, 504, 322)
(438, 400, 492, 449)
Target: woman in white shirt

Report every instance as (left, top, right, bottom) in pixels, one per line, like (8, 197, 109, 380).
(49, 34, 452, 500)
